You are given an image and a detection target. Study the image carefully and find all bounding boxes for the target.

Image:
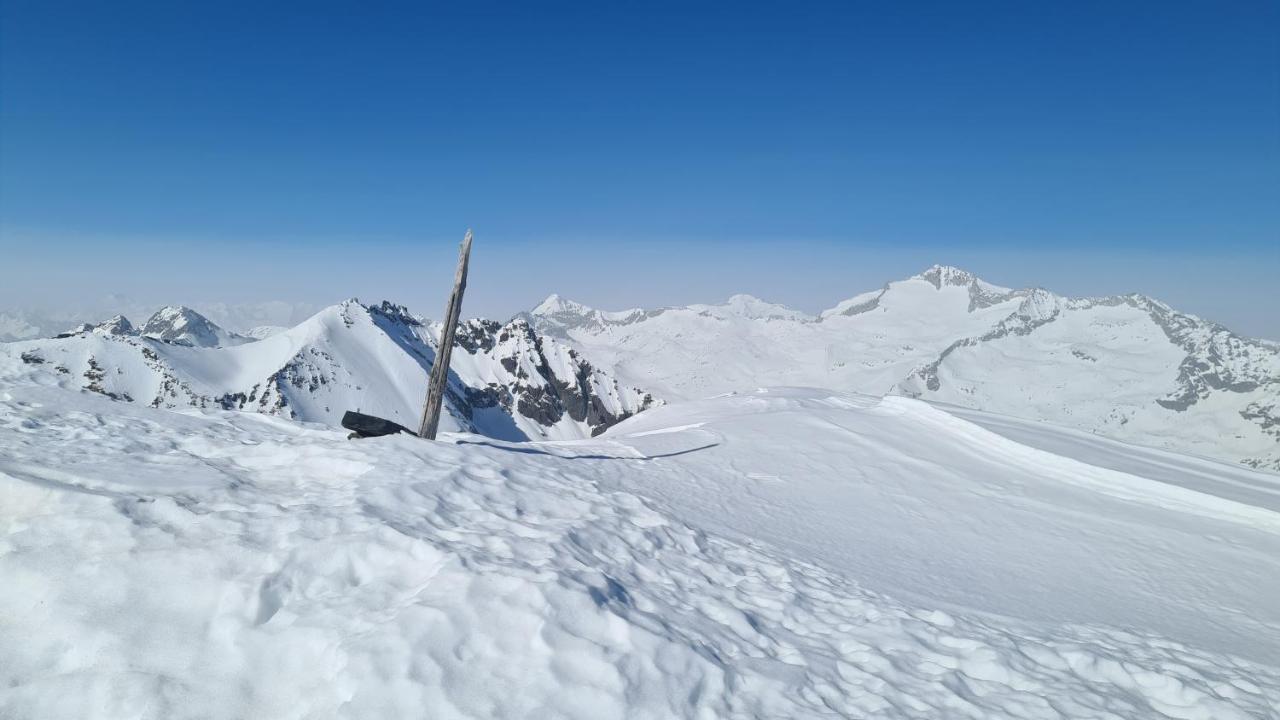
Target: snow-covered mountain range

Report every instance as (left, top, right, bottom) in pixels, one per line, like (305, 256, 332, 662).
(0, 300, 321, 343)
(2, 300, 654, 441)
(526, 265, 1280, 472)
(3, 264, 1275, 469)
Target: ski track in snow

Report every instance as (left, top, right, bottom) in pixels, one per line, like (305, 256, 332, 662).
(1, 386, 1278, 719)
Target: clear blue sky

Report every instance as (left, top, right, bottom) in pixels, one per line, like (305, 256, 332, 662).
(2, 1, 1277, 336)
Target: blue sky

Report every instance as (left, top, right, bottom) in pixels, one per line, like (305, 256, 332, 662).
(1, 1, 1277, 336)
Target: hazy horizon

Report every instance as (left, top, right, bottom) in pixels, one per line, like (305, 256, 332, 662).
(2, 229, 1276, 339)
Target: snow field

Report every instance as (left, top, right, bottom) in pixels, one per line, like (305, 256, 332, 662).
(2, 385, 1278, 718)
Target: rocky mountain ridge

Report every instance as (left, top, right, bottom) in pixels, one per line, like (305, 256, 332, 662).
(3, 300, 655, 441)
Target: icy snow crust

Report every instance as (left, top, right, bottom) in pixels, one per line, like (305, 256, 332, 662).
(2, 385, 1279, 719)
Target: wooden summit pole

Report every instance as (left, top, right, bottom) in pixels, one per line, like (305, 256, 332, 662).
(418, 229, 473, 439)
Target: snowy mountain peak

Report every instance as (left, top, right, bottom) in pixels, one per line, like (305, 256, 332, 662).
(917, 264, 979, 288)
(726, 294, 808, 318)
(821, 265, 1018, 319)
(368, 300, 423, 327)
(96, 315, 137, 336)
(912, 264, 1016, 298)
(532, 293, 586, 315)
(1014, 288, 1064, 321)
(53, 314, 138, 339)
(532, 294, 613, 321)
(696, 294, 814, 322)
(140, 306, 247, 348)
(527, 295, 663, 337)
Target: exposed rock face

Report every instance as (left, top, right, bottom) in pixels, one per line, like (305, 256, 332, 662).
(918, 264, 980, 289)
(454, 319, 500, 353)
(1128, 296, 1277, 412)
(482, 318, 657, 436)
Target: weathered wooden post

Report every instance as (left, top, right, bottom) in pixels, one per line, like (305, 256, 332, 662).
(418, 229, 473, 439)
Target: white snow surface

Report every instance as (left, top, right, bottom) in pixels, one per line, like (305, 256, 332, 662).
(3, 384, 1279, 719)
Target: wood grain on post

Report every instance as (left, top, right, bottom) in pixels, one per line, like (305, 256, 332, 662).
(418, 230, 473, 439)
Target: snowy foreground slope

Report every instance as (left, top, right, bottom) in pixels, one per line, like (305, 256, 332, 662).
(3, 385, 1278, 719)
(528, 265, 1280, 472)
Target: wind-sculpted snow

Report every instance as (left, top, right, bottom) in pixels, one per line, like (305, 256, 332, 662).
(1, 386, 1277, 718)
(529, 265, 1280, 472)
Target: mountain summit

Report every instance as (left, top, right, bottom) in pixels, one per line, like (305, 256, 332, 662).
(139, 306, 248, 347)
